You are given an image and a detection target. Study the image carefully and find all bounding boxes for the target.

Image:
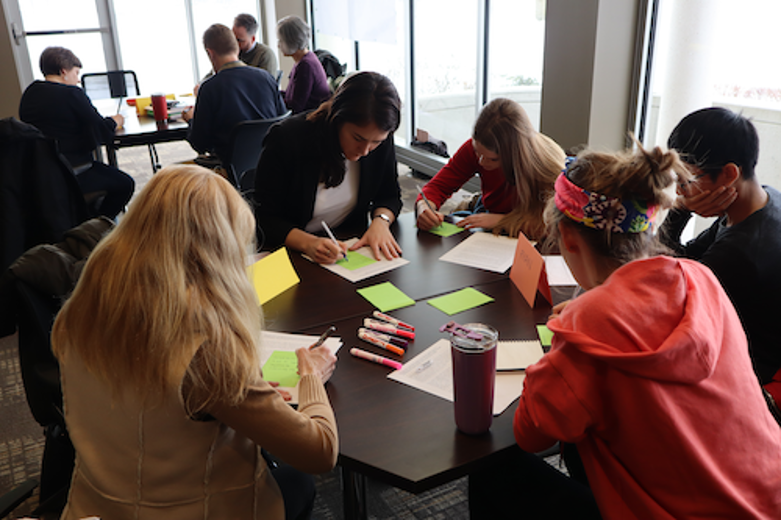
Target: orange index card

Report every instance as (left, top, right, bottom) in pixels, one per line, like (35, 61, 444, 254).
(248, 247, 300, 305)
(509, 232, 551, 308)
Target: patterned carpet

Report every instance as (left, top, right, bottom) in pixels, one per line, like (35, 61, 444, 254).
(0, 141, 522, 519)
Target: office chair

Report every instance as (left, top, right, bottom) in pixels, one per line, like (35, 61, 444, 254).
(0, 479, 38, 518)
(763, 388, 781, 427)
(81, 70, 162, 172)
(14, 279, 74, 513)
(81, 71, 140, 104)
(223, 111, 291, 189)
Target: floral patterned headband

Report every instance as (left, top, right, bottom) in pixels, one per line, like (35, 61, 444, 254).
(554, 160, 658, 234)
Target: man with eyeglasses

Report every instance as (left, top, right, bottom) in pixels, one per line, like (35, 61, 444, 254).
(660, 106, 781, 402)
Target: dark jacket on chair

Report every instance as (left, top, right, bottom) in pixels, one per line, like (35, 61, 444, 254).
(0, 118, 89, 335)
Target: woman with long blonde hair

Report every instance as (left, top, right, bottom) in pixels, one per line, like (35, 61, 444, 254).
(416, 98, 565, 240)
(53, 165, 337, 520)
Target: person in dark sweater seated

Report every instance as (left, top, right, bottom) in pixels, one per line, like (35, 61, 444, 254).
(182, 23, 286, 166)
(276, 15, 331, 114)
(659, 107, 781, 401)
(19, 46, 135, 219)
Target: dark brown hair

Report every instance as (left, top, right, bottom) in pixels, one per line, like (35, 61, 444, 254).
(307, 71, 401, 187)
(203, 23, 239, 56)
(39, 47, 82, 76)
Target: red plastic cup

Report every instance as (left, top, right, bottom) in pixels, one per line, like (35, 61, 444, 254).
(151, 94, 168, 122)
(451, 323, 498, 435)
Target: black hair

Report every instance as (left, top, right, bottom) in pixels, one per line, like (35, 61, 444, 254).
(307, 71, 401, 187)
(39, 47, 82, 76)
(667, 107, 759, 181)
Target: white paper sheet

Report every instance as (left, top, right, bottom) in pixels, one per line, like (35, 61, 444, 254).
(260, 331, 343, 404)
(438, 233, 518, 273)
(542, 255, 578, 286)
(388, 339, 525, 415)
(496, 340, 545, 371)
(308, 237, 410, 283)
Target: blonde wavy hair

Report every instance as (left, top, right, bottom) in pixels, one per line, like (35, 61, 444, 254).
(472, 98, 566, 240)
(52, 165, 262, 415)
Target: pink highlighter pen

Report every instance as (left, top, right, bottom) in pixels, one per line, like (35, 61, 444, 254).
(363, 318, 415, 340)
(350, 347, 403, 370)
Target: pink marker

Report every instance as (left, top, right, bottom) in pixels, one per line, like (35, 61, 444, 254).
(363, 318, 415, 339)
(350, 347, 403, 370)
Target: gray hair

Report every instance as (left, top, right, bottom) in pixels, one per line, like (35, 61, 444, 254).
(276, 15, 311, 54)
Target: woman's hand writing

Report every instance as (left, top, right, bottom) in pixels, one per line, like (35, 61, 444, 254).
(296, 345, 337, 384)
(416, 200, 445, 230)
(305, 236, 346, 264)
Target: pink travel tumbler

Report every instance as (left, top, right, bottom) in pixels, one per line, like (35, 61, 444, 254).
(151, 94, 168, 122)
(450, 323, 497, 435)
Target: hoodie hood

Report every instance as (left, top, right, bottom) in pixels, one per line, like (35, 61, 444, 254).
(548, 256, 734, 384)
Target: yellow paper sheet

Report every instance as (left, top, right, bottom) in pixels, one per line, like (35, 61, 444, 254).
(248, 247, 300, 305)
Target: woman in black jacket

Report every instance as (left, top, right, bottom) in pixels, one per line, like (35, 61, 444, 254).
(254, 71, 402, 264)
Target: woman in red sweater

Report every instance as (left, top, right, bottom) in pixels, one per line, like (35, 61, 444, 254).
(470, 146, 781, 519)
(416, 98, 564, 240)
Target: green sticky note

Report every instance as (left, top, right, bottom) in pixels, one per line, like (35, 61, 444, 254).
(427, 287, 495, 315)
(357, 281, 415, 312)
(336, 250, 377, 271)
(427, 221, 465, 237)
(537, 324, 554, 347)
(262, 351, 300, 388)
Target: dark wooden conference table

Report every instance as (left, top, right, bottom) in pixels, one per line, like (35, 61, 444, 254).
(106, 111, 189, 170)
(262, 212, 569, 519)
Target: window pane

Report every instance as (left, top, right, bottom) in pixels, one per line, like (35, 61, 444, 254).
(488, 0, 546, 130)
(644, 0, 781, 190)
(413, 0, 478, 153)
(359, 0, 407, 143)
(26, 34, 106, 81)
(18, 0, 99, 32)
(314, 33, 355, 74)
(191, 0, 261, 81)
(113, 0, 193, 95)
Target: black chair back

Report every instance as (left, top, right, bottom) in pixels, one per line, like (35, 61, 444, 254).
(81, 70, 141, 101)
(224, 111, 291, 188)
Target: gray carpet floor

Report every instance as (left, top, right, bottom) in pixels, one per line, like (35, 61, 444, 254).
(0, 141, 559, 519)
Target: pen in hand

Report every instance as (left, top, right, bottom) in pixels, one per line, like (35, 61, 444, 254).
(321, 221, 347, 261)
(416, 185, 435, 213)
(310, 325, 336, 350)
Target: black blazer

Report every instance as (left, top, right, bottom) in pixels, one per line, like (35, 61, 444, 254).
(254, 113, 402, 248)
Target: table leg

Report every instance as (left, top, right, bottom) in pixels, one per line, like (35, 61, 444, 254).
(147, 144, 161, 172)
(341, 466, 368, 520)
(106, 146, 118, 168)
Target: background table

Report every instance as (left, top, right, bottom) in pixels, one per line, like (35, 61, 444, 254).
(108, 115, 188, 171)
(261, 213, 574, 519)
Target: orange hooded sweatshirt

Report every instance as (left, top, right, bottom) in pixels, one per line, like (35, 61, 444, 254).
(515, 256, 781, 519)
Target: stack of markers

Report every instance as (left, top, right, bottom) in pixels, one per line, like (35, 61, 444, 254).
(349, 311, 416, 370)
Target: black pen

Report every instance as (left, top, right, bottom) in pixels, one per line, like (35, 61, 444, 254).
(310, 325, 336, 350)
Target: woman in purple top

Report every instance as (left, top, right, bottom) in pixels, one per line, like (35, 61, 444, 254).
(277, 15, 331, 114)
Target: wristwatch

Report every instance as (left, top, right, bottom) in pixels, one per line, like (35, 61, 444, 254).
(374, 213, 391, 224)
